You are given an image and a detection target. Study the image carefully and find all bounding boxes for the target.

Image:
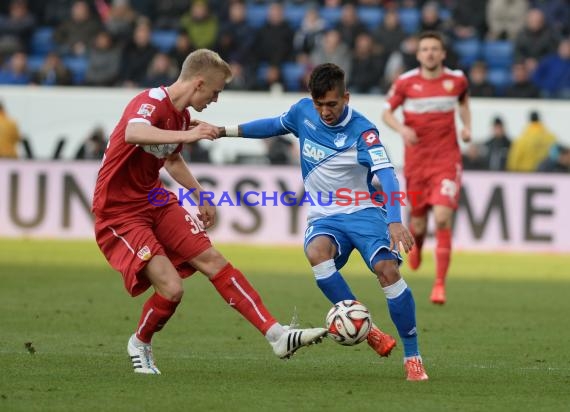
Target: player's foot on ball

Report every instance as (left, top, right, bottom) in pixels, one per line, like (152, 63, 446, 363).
(404, 356, 429, 381)
(408, 245, 422, 270)
(271, 327, 327, 359)
(367, 325, 397, 357)
(127, 335, 161, 374)
(430, 284, 446, 305)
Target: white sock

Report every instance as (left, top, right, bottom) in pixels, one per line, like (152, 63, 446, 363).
(265, 323, 286, 343)
(131, 334, 148, 346)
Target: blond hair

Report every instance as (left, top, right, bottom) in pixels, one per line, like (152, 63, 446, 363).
(179, 49, 232, 82)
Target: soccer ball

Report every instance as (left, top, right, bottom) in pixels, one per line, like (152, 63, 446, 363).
(325, 300, 372, 346)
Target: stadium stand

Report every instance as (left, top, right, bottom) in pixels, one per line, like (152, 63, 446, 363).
(150, 30, 178, 53)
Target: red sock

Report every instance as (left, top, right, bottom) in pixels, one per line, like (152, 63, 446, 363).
(136, 292, 180, 343)
(435, 228, 452, 286)
(210, 263, 277, 335)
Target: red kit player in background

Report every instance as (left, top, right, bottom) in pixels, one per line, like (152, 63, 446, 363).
(92, 49, 326, 374)
(382, 31, 472, 305)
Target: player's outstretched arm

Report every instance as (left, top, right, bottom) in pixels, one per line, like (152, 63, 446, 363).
(221, 116, 289, 139)
(125, 122, 219, 145)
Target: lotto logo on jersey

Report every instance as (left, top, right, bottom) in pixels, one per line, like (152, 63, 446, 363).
(362, 131, 380, 146)
(302, 139, 334, 163)
(137, 103, 156, 117)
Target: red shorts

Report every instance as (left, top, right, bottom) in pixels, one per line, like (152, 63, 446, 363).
(405, 161, 462, 217)
(94, 201, 212, 297)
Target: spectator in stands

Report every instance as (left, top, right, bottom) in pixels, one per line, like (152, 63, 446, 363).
(483, 116, 511, 171)
(0, 101, 21, 159)
(462, 143, 487, 171)
(31, 51, 72, 85)
(507, 111, 556, 172)
(348, 32, 385, 94)
(530, 0, 569, 36)
(371, 9, 406, 57)
(120, 17, 157, 87)
(152, 0, 188, 30)
(75, 125, 107, 160)
(85, 30, 122, 86)
(468, 61, 496, 97)
(514, 8, 559, 73)
(42, 0, 76, 26)
(537, 144, 570, 173)
(0, 0, 37, 57)
(293, 7, 326, 59)
(53, 0, 102, 57)
(99, 0, 138, 47)
(383, 34, 418, 91)
(170, 30, 195, 69)
(531, 38, 570, 99)
(0, 51, 30, 84)
(266, 136, 295, 165)
(335, 3, 368, 49)
(419, 2, 448, 34)
(504, 61, 540, 98)
(141, 52, 178, 88)
(449, 0, 487, 40)
(216, 1, 255, 69)
(486, 0, 528, 41)
(310, 29, 351, 82)
(180, 0, 219, 50)
(253, 2, 294, 67)
(255, 64, 283, 92)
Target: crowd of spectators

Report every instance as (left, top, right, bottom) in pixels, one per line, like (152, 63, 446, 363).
(0, 0, 568, 98)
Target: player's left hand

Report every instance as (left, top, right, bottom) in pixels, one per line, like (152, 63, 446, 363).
(461, 127, 471, 143)
(388, 222, 414, 253)
(197, 203, 216, 229)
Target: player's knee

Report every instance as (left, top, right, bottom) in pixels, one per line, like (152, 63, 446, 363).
(374, 261, 401, 287)
(159, 282, 184, 302)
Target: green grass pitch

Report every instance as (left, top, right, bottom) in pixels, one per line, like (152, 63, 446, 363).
(1, 239, 569, 412)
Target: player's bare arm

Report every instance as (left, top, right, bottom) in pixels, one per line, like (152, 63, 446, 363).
(382, 108, 418, 145)
(164, 153, 216, 228)
(458, 95, 472, 143)
(125, 122, 219, 145)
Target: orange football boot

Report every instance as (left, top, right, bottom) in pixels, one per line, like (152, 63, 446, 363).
(404, 356, 429, 381)
(367, 325, 396, 357)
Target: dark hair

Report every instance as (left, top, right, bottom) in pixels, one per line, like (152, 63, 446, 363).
(418, 31, 446, 50)
(308, 63, 346, 99)
(530, 111, 540, 122)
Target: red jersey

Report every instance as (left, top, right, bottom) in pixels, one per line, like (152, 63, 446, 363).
(385, 67, 468, 173)
(92, 87, 190, 217)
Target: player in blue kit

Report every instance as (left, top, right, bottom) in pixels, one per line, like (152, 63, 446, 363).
(218, 63, 428, 381)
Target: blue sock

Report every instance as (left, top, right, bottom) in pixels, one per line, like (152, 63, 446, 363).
(316, 271, 356, 304)
(384, 280, 420, 358)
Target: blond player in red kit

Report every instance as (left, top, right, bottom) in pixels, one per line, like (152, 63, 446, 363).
(92, 49, 326, 374)
(382, 31, 472, 305)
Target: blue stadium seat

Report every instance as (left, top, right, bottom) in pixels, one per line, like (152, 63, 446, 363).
(487, 67, 511, 95)
(30, 27, 55, 56)
(150, 30, 178, 53)
(320, 7, 342, 30)
(482, 41, 514, 69)
(281, 62, 305, 92)
(27, 55, 45, 72)
(453, 38, 481, 69)
(246, 4, 269, 29)
(398, 8, 420, 34)
(63, 56, 88, 85)
(357, 7, 384, 31)
(283, 5, 308, 30)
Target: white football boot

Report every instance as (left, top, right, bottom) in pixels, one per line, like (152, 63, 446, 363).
(271, 327, 327, 359)
(127, 335, 161, 374)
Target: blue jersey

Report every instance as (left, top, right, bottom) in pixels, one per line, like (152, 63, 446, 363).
(279, 98, 394, 223)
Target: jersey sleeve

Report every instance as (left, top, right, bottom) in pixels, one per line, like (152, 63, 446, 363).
(279, 100, 303, 136)
(356, 129, 394, 172)
(126, 90, 169, 127)
(385, 77, 406, 111)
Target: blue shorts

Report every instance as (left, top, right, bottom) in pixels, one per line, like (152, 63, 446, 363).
(304, 208, 403, 272)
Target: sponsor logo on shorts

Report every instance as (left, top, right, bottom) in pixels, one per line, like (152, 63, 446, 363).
(137, 245, 152, 261)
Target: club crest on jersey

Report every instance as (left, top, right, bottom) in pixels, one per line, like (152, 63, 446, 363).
(334, 133, 347, 147)
(302, 139, 334, 163)
(137, 245, 152, 261)
(443, 79, 455, 92)
(137, 103, 156, 118)
(362, 130, 380, 146)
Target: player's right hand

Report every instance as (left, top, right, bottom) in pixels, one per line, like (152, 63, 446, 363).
(184, 122, 220, 143)
(401, 126, 418, 146)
